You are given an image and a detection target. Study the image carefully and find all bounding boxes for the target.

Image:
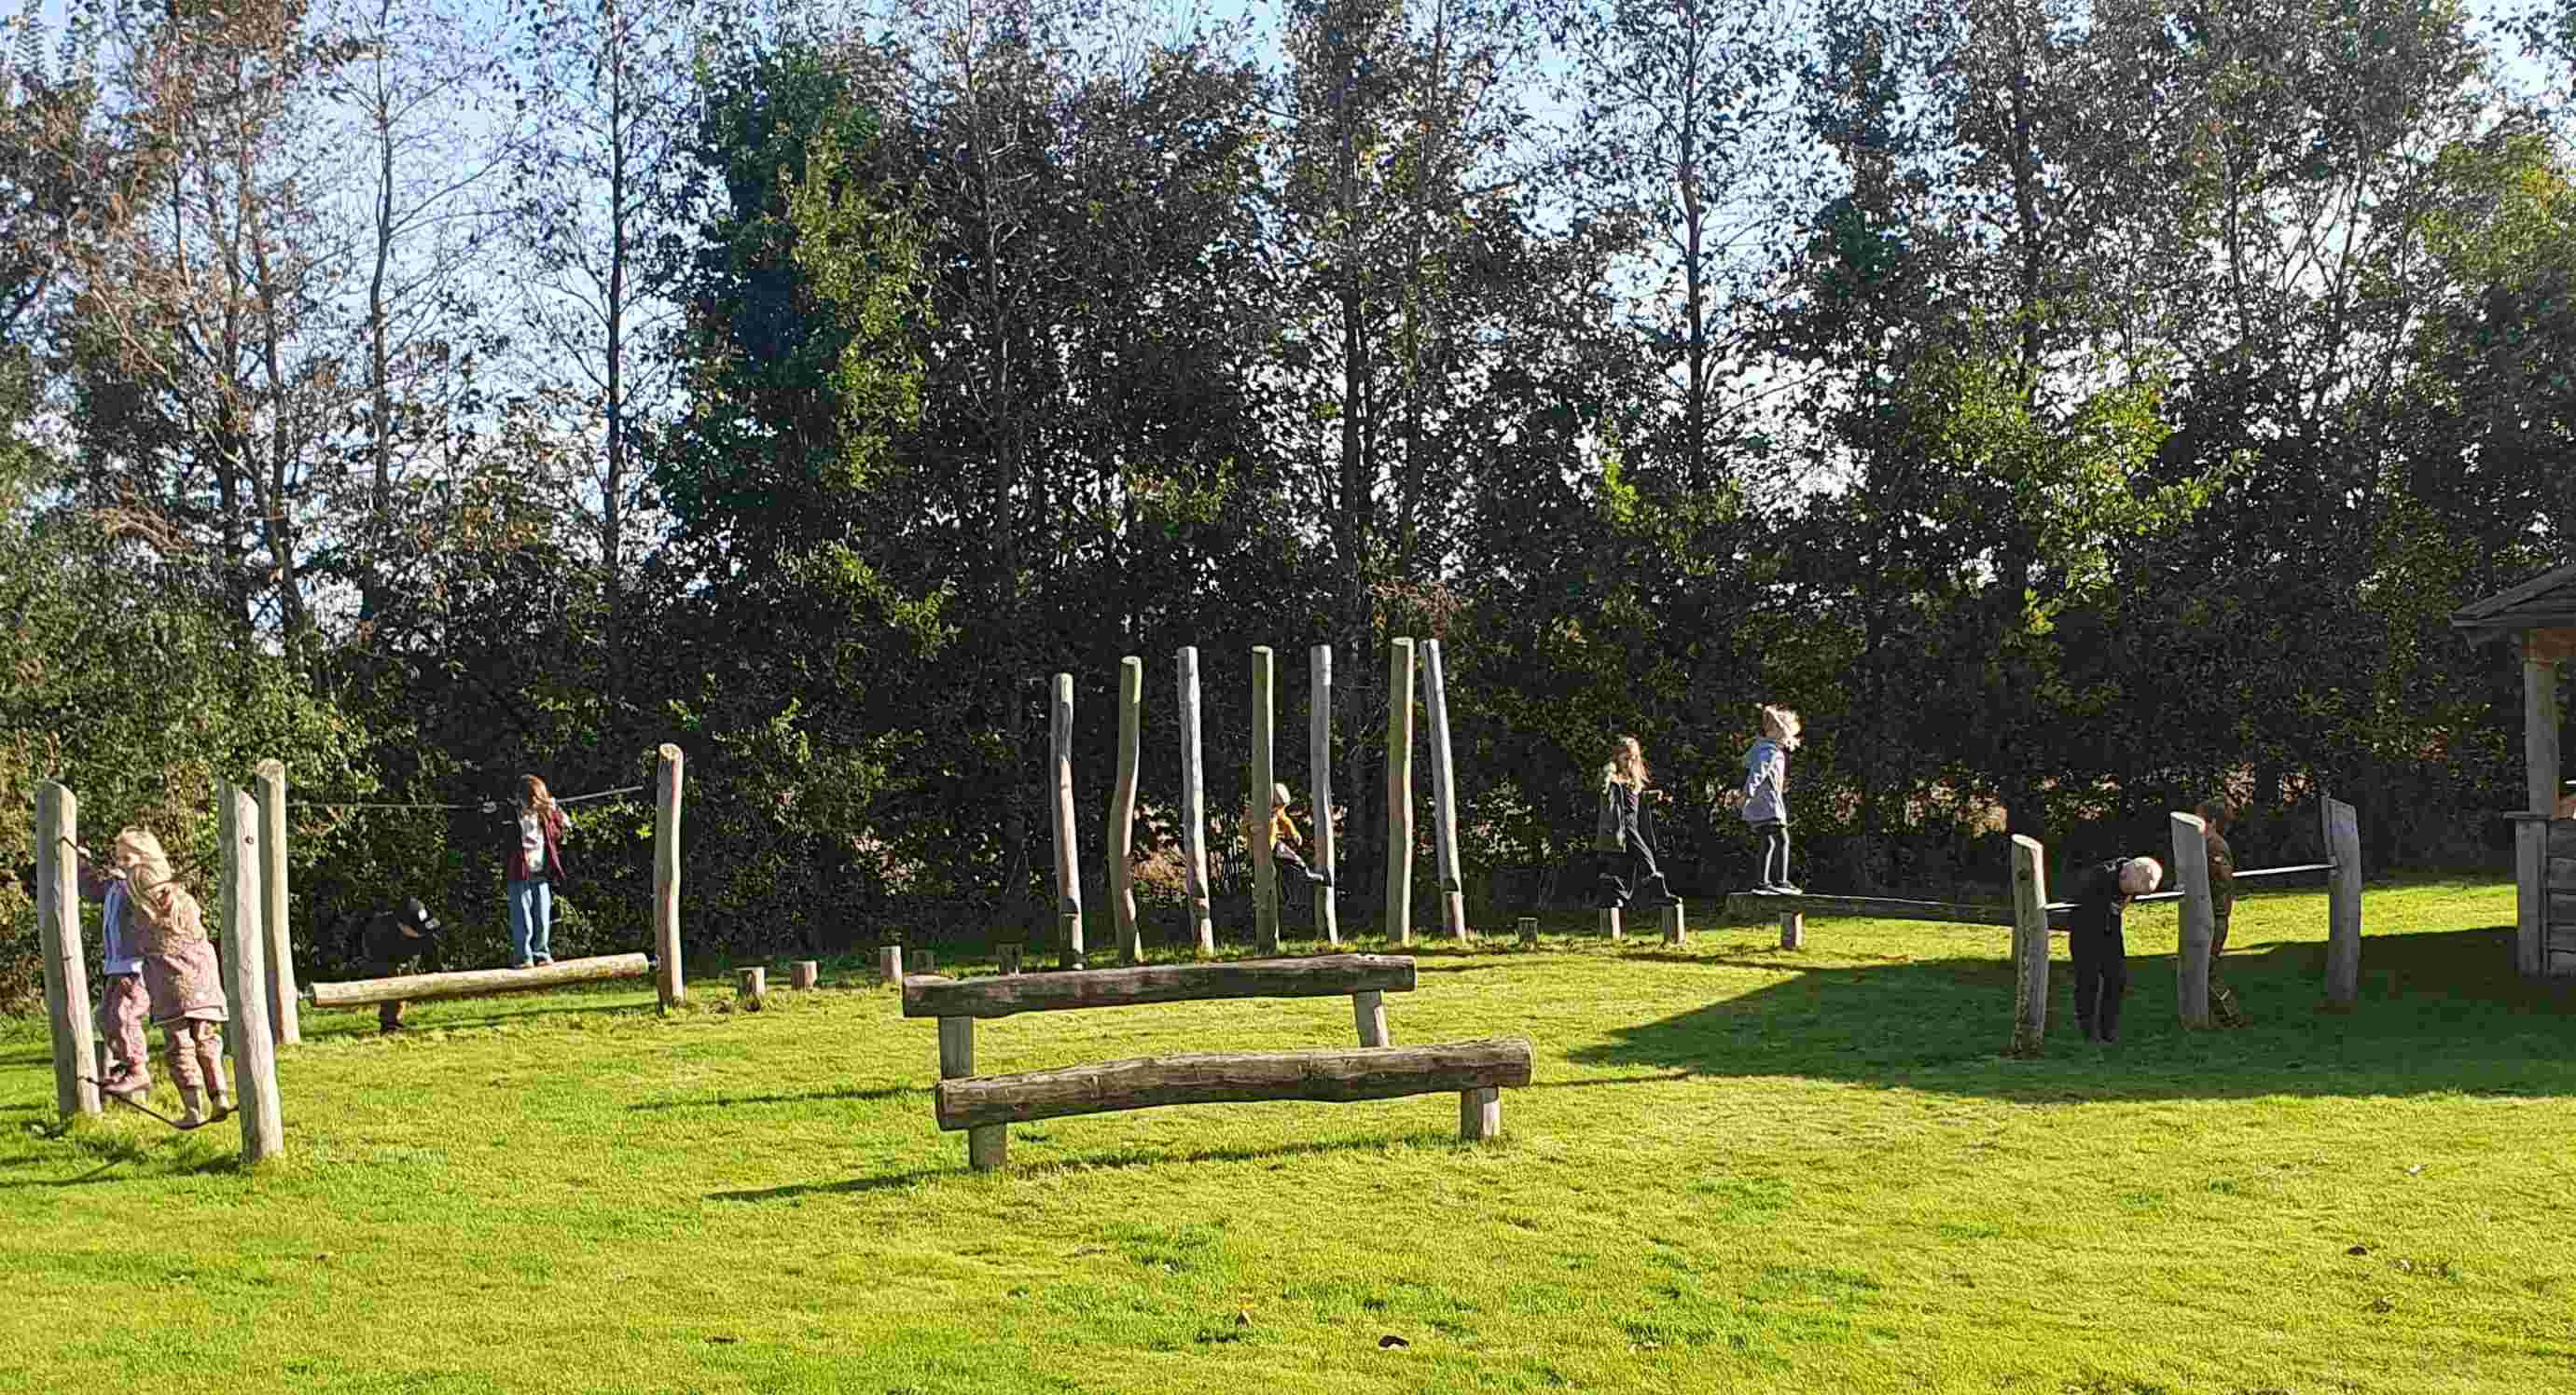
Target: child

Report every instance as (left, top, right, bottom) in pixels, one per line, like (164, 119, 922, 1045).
(505, 776, 569, 968)
(76, 838, 150, 1098)
(2065, 854, 2164, 1044)
(1267, 783, 1332, 889)
(2195, 797, 2247, 1029)
(117, 830, 231, 1128)
(1742, 705, 1801, 893)
(1593, 736, 1673, 909)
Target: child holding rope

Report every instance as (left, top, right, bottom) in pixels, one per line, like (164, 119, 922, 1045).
(75, 838, 150, 1098)
(117, 830, 232, 1128)
(504, 776, 569, 969)
(1742, 705, 1802, 894)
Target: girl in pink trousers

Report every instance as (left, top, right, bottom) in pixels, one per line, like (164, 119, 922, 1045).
(116, 830, 232, 1128)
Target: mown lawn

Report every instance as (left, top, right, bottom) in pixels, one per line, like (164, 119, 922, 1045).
(4, 878, 2573, 1393)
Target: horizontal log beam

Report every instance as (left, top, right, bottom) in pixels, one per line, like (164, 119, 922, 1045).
(1722, 893, 2015, 927)
(307, 953, 651, 1009)
(901, 954, 1417, 1020)
(935, 1036, 1531, 1131)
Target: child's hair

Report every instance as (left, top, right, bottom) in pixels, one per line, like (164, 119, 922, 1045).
(114, 827, 202, 940)
(520, 775, 558, 818)
(113, 828, 175, 894)
(2119, 857, 2165, 895)
(1271, 782, 1292, 809)
(1758, 704, 1803, 750)
(1603, 735, 1649, 789)
(2194, 796, 2235, 829)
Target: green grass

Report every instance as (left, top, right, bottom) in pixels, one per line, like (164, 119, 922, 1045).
(5, 878, 2575, 1392)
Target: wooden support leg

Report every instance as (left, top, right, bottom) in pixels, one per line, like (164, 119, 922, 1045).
(1517, 916, 1538, 947)
(1600, 907, 1622, 942)
(878, 945, 903, 985)
(1780, 912, 1804, 950)
(1459, 1085, 1502, 1141)
(1661, 899, 1687, 946)
(939, 1015, 1006, 1171)
(790, 960, 819, 990)
(1352, 989, 1391, 1048)
(736, 967, 767, 1009)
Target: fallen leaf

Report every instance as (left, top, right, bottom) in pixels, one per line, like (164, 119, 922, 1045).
(1378, 1334, 1410, 1349)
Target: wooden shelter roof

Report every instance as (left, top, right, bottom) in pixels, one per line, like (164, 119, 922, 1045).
(2452, 560, 2576, 638)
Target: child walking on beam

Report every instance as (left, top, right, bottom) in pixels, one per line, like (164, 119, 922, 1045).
(1743, 704, 1802, 894)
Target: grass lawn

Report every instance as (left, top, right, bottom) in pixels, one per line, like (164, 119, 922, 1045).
(5, 877, 2574, 1393)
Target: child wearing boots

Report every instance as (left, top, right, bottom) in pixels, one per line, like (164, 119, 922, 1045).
(2196, 797, 2248, 1028)
(1743, 705, 1802, 893)
(116, 830, 232, 1128)
(1267, 783, 1332, 891)
(76, 839, 151, 1099)
(1593, 736, 1674, 909)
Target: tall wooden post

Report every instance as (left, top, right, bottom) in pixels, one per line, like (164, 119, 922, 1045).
(2009, 834, 2051, 1056)
(1110, 656, 1143, 963)
(2323, 794, 2363, 1010)
(1421, 639, 1468, 941)
(35, 781, 100, 1120)
(254, 759, 298, 1045)
(1252, 646, 1280, 953)
(654, 744, 686, 1008)
(2170, 812, 2213, 1029)
(1177, 647, 1215, 956)
(1309, 644, 1340, 945)
(2528, 653, 2561, 817)
(220, 784, 284, 1163)
(1052, 673, 1086, 968)
(1384, 638, 1417, 944)
(2520, 648, 2559, 976)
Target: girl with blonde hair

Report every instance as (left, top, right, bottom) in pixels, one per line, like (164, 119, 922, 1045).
(114, 829, 232, 1127)
(1743, 704, 1802, 893)
(1592, 735, 1673, 909)
(505, 775, 570, 968)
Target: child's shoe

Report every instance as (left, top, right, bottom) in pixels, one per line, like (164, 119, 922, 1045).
(175, 1088, 209, 1130)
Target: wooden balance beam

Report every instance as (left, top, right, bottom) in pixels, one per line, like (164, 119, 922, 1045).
(1723, 892, 2015, 927)
(934, 1037, 1534, 1132)
(901, 953, 1416, 1020)
(305, 953, 652, 1009)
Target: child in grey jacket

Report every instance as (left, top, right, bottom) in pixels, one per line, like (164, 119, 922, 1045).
(1743, 705, 1802, 893)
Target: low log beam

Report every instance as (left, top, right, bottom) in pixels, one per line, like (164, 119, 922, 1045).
(934, 1037, 1533, 1131)
(308, 953, 651, 1009)
(1722, 893, 2015, 927)
(901, 954, 1417, 1020)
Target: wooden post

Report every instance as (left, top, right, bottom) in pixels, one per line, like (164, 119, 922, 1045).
(2009, 834, 2051, 1057)
(913, 949, 936, 975)
(878, 944, 904, 985)
(1780, 912, 1805, 950)
(1252, 646, 1279, 954)
(2528, 653, 2561, 817)
(736, 967, 768, 1009)
(1050, 673, 1086, 969)
(2515, 819, 2547, 976)
(654, 744, 686, 1009)
(1421, 639, 1468, 941)
(1110, 656, 1143, 963)
(790, 961, 819, 990)
(2324, 794, 2363, 1010)
(1177, 646, 1215, 957)
(254, 759, 298, 1046)
(1517, 916, 1538, 947)
(219, 784, 284, 1164)
(35, 781, 100, 1121)
(1661, 899, 1688, 946)
(1310, 644, 1340, 946)
(1459, 1086, 1502, 1141)
(997, 943, 1022, 975)
(1599, 906, 1622, 942)
(939, 1015, 1007, 1171)
(2170, 812, 2213, 1029)
(1352, 989, 1391, 1048)
(1385, 638, 1417, 945)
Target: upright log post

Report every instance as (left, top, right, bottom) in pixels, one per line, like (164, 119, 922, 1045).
(878, 943, 904, 985)
(2323, 795, 2363, 1010)
(220, 784, 284, 1163)
(2520, 646, 2557, 976)
(1252, 646, 1279, 954)
(1517, 916, 1538, 947)
(1385, 638, 1417, 944)
(1177, 647, 1215, 957)
(654, 744, 686, 1009)
(939, 1015, 1007, 1170)
(1600, 907, 1622, 942)
(2009, 834, 2051, 1057)
(736, 967, 768, 1010)
(1661, 899, 1688, 946)
(1780, 912, 1805, 950)
(1352, 988, 1391, 1048)
(1421, 640, 1468, 941)
(2170, 812, 2214, 1029)
(254, 759, 298, 1046)
(1310, 644, 1340, 945)
(790, 961, 819, 990)
(1110, 656, 1143, 963)
(35, 781, 100, 1120)
(1460, 1086, 1502, 1142)
(1052, 673, 1086, 968)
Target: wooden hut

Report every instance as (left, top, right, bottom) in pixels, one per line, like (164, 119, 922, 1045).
(2451, 561, 2576, 977)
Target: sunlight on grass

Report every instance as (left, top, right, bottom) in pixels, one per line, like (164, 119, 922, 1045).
(3, 878, 2572, 1391)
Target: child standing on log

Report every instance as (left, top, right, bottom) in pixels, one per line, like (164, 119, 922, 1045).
(75, 838, 150, 1098)
(1742, 705, 1802, 894)
(2195, 797, 2247, 1028)
(499, 776, 568, 969)
(1594, 736, 1674, 909)
(116, 830, 232, 1128)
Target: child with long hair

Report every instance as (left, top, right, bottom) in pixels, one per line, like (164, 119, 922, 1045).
(1743, 705, 1802, 893)
(76, 836, 151, 1098)
(116, 829, 231, 1128)
(1593, 735, 1673, 909)
(506, 775, 570, 968)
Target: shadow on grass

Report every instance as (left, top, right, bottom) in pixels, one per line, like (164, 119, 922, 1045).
(709, 1130, 1458, 1202)
(302, 1001, 653, 1039)
(628, 1084, 922, 1112)
(1522, 1071, 1698, 1091)
(1569, 928, 2576, 1101)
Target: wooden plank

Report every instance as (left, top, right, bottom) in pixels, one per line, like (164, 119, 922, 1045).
(2530, 659, 2561, 815)
(934, 1037, 1534, 1131)
(1310, 645, 1339, 945)
(2548, 924, 2576, 953)
(1352, 988, 1391, 1047)
(2323, 795, 2362, 1010)
(2453, 561, 2576, 621)
(2550, 950, 2576, 979)
(2170, 812, 2213, 1029)
(904, 954, 1419, 1020)
(1384, 638, 1416, 945)
(1721, 892, 2015, 926)
(2010, 834, 2051, 1057)
(1421, 639, 1467, 941)
(1459, 1085, 1502, 1142)
(220, 785, 284, 1164)
(654, 744, 686, 1007)
(35, 781, 100, 1120)
(2550, 893, 2576, 927)
(1252, 646, 1279, 954)
(1110, 656, 1143, 963)
(2548, 858, 2576, 891)
(254, 758, 299, 1046)
(1176, 646, 1214, 957)
(310, 952, 652, 1008)
(1051, 673, 1085, 968)
(2551, 821, 2576, 859)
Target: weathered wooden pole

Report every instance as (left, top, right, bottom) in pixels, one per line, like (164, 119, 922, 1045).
(790, 960, 820, 990)
(1661, 899, 1688, 946)
(1110, 656, 1143, 963)
(2521, 645, 2558, 976)
(2170, 812, 2214, 1029)
(1177, 646, 1215, 956)
(1252, 646, 1280, 953)
(1517, 916, 1538, 947)
(1309, 644, 1340, 946)
(307, 954, 656, 1008)
(1384, 638, 1417, 944)
(1780, 911, 1805, 950)
(654, 744, 686, 1008)
(939, 1015, 1008, 1170)
(877, 943, 904, 985)
(1421, 639, 1468, 941)
(219, 784, 284, 1164)
(35, 781, 100, 1120)
(2009, 834, 2051, 1056)
(2323, 794, 2363, 1010)
(1600, 906, 1622, 942)
(1052, 673, 1086, 969)
(254, 759, 298, 1046)
(1459, 1085, 1503, 1142)
(1352, 988, 1391, 1048)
